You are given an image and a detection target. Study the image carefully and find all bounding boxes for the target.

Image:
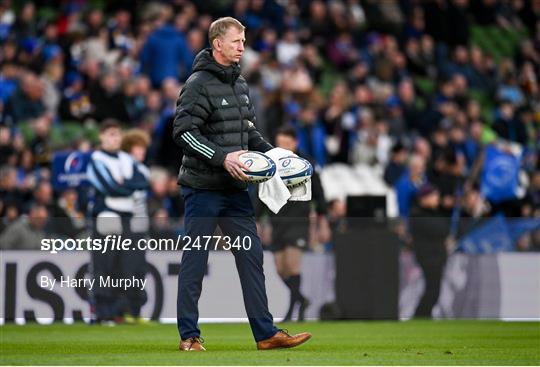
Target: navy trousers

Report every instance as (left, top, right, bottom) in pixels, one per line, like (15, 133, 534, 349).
(177, 186, 278, 342)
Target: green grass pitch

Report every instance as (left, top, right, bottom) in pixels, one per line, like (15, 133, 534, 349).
(1, 320, 539, 365)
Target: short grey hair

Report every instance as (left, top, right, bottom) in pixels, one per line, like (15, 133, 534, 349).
(208, 17, 245, 48)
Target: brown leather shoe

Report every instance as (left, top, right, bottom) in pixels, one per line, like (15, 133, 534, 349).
(179, 336, 206, 351)
(256, 329, 312, 350)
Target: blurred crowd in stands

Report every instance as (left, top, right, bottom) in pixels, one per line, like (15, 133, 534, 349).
(0, 0, 539, 251)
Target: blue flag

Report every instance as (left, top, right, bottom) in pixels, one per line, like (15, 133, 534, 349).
(480, 145, 520, 204)
(506, 218, 540, 243)
(52, 150, 92, 190)
(457, 215, 514, 253)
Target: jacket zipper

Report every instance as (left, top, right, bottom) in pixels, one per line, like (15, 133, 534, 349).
(231, 83, 244, 150)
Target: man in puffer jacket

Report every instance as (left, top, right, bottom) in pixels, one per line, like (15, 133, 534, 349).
(173, 17, 311, 351)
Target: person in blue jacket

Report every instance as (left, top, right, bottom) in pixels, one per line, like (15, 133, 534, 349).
(291, 103, 327, 168)
(395, 154, 428, 242)
(139, 7, 193, 87)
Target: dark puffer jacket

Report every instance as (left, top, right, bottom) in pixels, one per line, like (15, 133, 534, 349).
(173, 48, 273, 190)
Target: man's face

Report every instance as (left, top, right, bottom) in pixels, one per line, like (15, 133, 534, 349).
(35, 183, 52, 204)
(100, 128, 122, 152)
(410, 157, 426, 177)
(29, 206, 48, 230)
(275, 134, 297, 152)
(214, 27, 245, 65)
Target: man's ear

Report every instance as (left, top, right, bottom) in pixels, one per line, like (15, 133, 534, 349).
(212, 38, 221, 52)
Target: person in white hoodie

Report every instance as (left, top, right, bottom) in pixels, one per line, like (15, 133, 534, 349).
(86, 120, 150, 323)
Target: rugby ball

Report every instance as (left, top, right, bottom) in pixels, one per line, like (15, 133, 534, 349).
(278, 156, 313, 188)
(239, 151, 276, 183)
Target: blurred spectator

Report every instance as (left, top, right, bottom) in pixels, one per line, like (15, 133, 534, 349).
(148, 167, 183, 219)
(0, 203, 48, 249)
(41, 47, 64, 115)
(12, 2, 36, 40)
(290, 103, 327, 167)
(468, 46, 495, 91)
(461, 187, 492, 219)
(28, 180, 81, 238)
(493, 100, 527, 144)
(364, 0, 404, 34)
(186, 28, 206, 62)
(276, 29, 301, 65)
(496, 0, 526, 31)
(299, 44, 324, 85)
(397, 79, 422, 134)
(384, 142, 408, 186)
(29, 115, 52, 166)
(326, 199, 347, 240)
(395, 154, 427, 218)
(59, 72, 91, 121)
(0, 63, 19, 110)
(15, 148, 36, 188)
(409, 184, 449, 318)
(149, 207, 176, 241)
(0, 165, 24, 214)
(323, 82, 353, 163)
(327, 32, 359, 71)
(0, 201, 19, 233)
(304, 0, 332, 51)
(139, 4, 192, 87)
(2, 72, 45, 125)
(56, 188, 85, 233)
(89, 71, 129, 122)
(281, 61, 314, 94)
(0, 126, 16, 165)
(428, 134, 465, 214)
(350, 120, 392, 166)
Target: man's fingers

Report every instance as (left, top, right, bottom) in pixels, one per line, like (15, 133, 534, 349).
(234, 150, 250, 171)
(230, 171, 241, 180)
(234, 165, 249, 181)
(225, 165, 240, 180)
(225, 156, 251, 181)
(226, 163, 245, 181)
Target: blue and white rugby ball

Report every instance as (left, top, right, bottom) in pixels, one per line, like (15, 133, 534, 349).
(239, 151, 276, 183)
(278, 156, 313, 188)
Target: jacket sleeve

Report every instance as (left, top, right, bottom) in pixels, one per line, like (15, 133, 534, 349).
(173, 79, 227, 167)
(123, 162, 150, 191)
(86, 155, 134, 197)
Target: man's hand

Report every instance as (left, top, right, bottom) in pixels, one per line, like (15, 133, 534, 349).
(223, 150, 250, 181)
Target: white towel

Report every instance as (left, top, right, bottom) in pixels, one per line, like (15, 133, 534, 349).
(258, 148, 311, 213)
